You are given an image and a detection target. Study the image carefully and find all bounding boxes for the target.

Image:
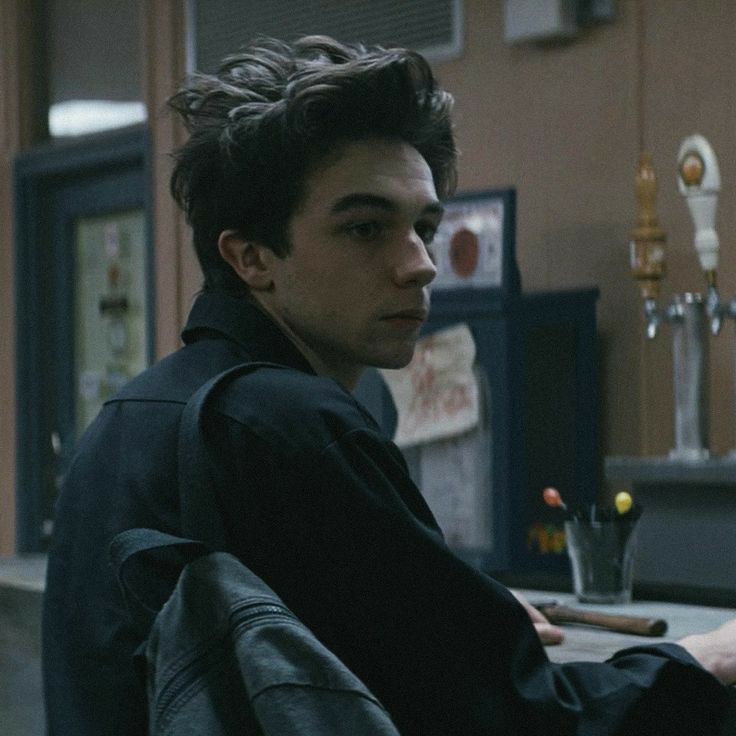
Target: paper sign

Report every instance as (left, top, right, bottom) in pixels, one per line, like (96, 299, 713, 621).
(380, 323, 479, 447)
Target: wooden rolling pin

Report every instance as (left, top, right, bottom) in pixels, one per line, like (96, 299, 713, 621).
(532, 601, 668, 637)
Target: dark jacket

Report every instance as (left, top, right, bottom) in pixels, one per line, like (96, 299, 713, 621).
(43, 290, 727, 735)
(110, 528, 401, 735)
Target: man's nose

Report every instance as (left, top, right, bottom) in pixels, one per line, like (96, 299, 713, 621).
(393, 232, 437, 287)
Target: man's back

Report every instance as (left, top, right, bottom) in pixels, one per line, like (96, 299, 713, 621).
(44, 348, 231, 731)
(42, 293, 317, 734)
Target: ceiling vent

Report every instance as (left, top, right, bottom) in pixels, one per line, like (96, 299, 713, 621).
(188, 0, 464, 72)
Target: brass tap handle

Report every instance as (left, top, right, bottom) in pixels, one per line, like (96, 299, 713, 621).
(630, 151, 667, 300)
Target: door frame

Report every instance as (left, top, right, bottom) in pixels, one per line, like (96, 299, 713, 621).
(14, 125, 153, 552)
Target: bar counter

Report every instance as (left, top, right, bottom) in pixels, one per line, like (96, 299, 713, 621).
(518, 590, 736, 733)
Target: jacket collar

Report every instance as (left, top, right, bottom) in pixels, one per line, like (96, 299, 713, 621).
(181, 290, 315, 375)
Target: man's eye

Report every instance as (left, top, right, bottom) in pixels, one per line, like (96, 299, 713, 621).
(347, 222, 383, 240)
(415, 222, 438, 245)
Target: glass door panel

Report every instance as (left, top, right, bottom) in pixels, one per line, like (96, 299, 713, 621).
(74, 209, 148, 434)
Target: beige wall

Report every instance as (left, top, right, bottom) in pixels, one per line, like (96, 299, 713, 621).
(436, 0, 736, 458)
(0, 0, 47, 554)
(142, 0, 196, 359)
(0, 3, 20, 556)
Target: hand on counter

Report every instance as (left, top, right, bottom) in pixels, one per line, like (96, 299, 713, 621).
(679, 618, 736, 685)
(510, 589, 565, 646)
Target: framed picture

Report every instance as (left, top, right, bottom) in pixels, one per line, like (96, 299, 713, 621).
(431, 188, 519, 295)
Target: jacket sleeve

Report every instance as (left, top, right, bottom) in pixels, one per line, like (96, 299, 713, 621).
(207, 381, 728, 736)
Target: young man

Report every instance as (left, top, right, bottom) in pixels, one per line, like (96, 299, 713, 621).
(43, 36, 735, 735)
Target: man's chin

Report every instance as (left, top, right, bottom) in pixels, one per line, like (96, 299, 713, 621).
(370, 348, 417, 371)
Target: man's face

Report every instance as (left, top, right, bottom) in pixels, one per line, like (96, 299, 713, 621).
(258, 138, 442, 388)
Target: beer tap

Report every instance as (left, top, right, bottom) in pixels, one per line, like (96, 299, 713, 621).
(677, 134, 724, 334)
(629, 146, 712, 461)
(629, 151, 667, 339)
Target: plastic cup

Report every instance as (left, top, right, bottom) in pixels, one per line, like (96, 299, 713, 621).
(564, 517, 639, 604)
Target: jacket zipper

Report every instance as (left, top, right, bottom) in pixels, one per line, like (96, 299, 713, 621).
(153, 599, 295, 727)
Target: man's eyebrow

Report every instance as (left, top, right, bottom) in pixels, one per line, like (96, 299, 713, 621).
(330, 193, 444, 217)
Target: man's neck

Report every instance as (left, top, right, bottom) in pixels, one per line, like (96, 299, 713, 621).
(248, 296, 364, 390)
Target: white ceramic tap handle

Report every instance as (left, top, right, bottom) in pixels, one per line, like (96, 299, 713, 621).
(677, 134, 720, 273)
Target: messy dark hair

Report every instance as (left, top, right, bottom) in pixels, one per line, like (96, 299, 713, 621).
(168, 35, 457, 291)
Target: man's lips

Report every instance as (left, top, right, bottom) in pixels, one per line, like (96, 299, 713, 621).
(382, 308, 428, 324)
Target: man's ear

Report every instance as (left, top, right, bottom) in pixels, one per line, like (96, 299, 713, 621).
(217, 230, 274, 291)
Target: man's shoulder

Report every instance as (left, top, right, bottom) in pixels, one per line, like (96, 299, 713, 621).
(111, 339, 255, 405)
(210, 364, 380, 449)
